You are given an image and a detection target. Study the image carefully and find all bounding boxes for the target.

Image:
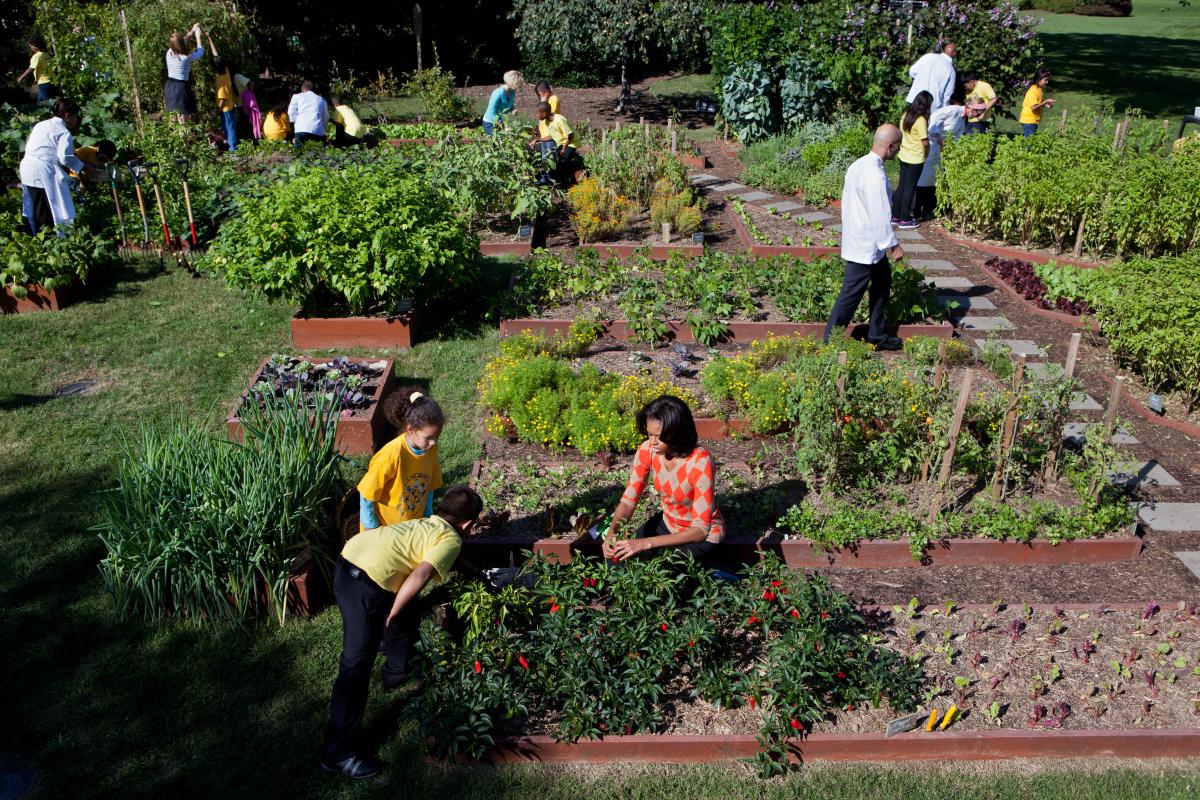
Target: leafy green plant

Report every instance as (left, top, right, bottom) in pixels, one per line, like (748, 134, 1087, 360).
(96, 394, 342, 625)
(720, 61, 776, 143)
(426, 127, 556, 225)
(402, 66, 475, 123)
(201, 155, 478, 314)
(740, 116, 871, 201)
(0, 209, 114, 292)
(377, 122, 459, 140)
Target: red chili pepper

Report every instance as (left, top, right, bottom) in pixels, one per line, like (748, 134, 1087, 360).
(747, 615, 759, 625)
(473, 660, 482, 674)
(550, 603, 560, 614)
(748, 696, 757, 709)
(790, 718, 802, 730)
(518, 655, 530, 670)
(689, 639, 696, 648)
(771, 579, 782, 587)
(763, 590, 776, 602)
(820, 611, 829, 620)
(790, 609, 800, 619)
(836, 671, 847, 679)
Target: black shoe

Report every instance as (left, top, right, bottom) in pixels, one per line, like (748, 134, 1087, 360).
(381, 670, 411, 691)
(869, 335, 903, 351)
(321, 754, 383, 779)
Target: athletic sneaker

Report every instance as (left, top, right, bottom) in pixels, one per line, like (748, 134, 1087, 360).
(891, 216, 901, 226)
(898, 219, 920, 230)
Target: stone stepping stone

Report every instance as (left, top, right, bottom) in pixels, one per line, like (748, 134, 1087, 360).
(766, 200, 804, 213)
(962, 316, 1016, 332)
(1109, 461, 1180, 489)
(911, 258, 957, 271)
(1027, 362, 1064, 380)
(709, 181, 747, 192)
(939, 294, 995, 311)
(977, 339, 1045, 357)
(689, 173, 722, 185)
(902, 242, 936, 253)
(1138, 503, 1200, 532)
(928, 276, 974, 289)
(797, 210, 833, 222)
(896, 230, 925, 240)
(1063, 421, 1139, 445)
(1070, 392, 1102, 411)
(733, 190, 774, 202)
(1174, 552, 1200, 579)
(828, 224, 843, 232)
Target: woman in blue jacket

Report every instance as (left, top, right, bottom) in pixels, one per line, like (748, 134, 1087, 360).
(482, 70, 523, 135)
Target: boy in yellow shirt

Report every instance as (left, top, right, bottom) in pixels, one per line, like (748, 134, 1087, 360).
(530, 101, 577, 186)
(963, 73, 997, 134)
(15, 37, 56, 103)
(330, 95, 368, 147)
(535, 81, 560, 116)
(321, 485, 483, 780)
(1020, 69, 1055, 137)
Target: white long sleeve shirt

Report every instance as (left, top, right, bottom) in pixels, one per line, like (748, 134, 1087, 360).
(840, 152, 899, 265)
(165, 47, 204, 80)
(906, 52, 956, 112)
(288, 91, 329, 136)
(19, 116, 83, 225)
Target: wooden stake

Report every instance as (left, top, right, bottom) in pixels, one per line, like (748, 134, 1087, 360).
(835, 351, 849, 396)
(920, 340, 949, 481)
(1111, 120, 1122, 150)
(1058, 108, 1068, 134)
(1118, 117, 1130, 151)
(661, 222, 671, 245)
(990, 355, 1027, 498)
(120, 10, 144, 133)
(929, 369, 975, 522)
(671, 129, 678, 154)
(723, 121, 729, 141)
(601, 128, 607, 147)
(1042, 333, 1081, 482)
(1089, 376, 1126, 499)
(1072, 212, 1087, 258)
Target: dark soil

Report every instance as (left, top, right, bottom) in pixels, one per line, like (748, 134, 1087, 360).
(535, 191, 739, 253)
(739, 201, 842, 248)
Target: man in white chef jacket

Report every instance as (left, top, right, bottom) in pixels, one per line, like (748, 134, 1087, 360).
(906, 42, 957, 113)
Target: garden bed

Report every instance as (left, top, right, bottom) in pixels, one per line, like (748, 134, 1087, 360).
(226, 355, 395, 455)
(291, 305, 418, 349)
(500, 318, 950, 344)
(1, 279, 85, 313)
(728, 199, 842, 259)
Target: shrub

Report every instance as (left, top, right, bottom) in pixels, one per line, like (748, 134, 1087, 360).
(202, 157, 478, 314)
(720, 61, 776, 143)
(649, 179, 703, 237)
(426, 127, 557, 225)
(403, 66, 475, 123)
(0, 207, 114, 293)
(1076, 0, 1131, 15)
(566, 177, 637, 242)
(740, 117, 870, 201)
(96, 395, 342, 625)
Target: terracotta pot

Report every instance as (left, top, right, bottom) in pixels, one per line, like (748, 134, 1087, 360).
(226, 356, 396, 455)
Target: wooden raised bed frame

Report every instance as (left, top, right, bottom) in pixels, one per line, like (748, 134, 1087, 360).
(499, 318, 952, 344)
(2, 279, 84, 314)
(291, 309, 418, 349)
(226, 356, 396, 455)
(480, 241, 533, 258)
(727, 204, 842, 260)
(473, 728, 1200, 765)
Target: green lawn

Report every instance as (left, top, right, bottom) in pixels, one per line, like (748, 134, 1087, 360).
(1029, 1, 1200, 124)
(2, 258, 1199, 798)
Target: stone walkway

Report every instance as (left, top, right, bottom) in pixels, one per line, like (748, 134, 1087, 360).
(691, 170, 1200, 578)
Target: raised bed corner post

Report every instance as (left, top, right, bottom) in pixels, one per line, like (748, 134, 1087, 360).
(990, 354, 1027, 499)
(835, 350, 849, 397)
(920, 340, 949, 481)
(1043, 333, 1082, 482)
(1089, 375, 1126, 500)
(928, 369, 974, 523)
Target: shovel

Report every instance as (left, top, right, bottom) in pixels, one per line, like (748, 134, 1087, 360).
(107, 163, 128, 249)
(176, 158, 198, 246)
(127, 161, 151, 246)
(143, 162, 173, 249)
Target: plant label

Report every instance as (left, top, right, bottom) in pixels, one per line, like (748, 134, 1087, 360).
(1148, 393, 1165, 415)
(518, 224, 533, 239)
(691, 232, 704, 245)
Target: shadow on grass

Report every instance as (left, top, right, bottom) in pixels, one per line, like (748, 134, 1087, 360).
(418, 256, 519, 341)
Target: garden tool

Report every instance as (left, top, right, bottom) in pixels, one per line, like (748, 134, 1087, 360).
(127, 161, 151, 246)
(885, 710, 926, 737)
(143, 162, 173, 249)
(176, 158, 198, 246)
(106, 163, 128, 249)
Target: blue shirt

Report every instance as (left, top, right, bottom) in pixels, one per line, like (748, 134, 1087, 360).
(483, 86, 514, 124)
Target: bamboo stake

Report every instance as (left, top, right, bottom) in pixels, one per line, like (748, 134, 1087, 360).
(120, 10, 144, 133)
(835, 351, 849, 397)
(1057, 108, 1068, 134)
(929, 369, 975, 522)
(920, 340, 949, 481)
(1089, 376, 1126, 499)
(990, 355, 1027, 498)
(671, 129, 678, 154)
(1042, 333, 1081, 482)
(1118, 117, 1131, 151)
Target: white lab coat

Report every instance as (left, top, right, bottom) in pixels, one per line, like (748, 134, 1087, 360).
(840, 152, 899, 265)
(19, 117, 84, 226)
(906, 52, 956, 113)
(918, 105, 966, 188)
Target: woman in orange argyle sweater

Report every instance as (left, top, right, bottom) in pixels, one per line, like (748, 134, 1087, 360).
(603, 395, 724, 564)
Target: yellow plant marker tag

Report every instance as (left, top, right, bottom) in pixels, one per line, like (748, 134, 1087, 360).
(924, 708, 940, 732)
(939, 705, 958, 730)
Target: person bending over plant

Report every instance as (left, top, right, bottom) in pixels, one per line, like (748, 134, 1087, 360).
(529, 101, 578, 187)
(357, 388, 443, 531)
(603, 396, 724, 565)
(321, 485, 483, 779)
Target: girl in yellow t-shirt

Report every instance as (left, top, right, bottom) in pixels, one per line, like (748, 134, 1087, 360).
(358, 388, 444, 530)
(893, 90, 931, 230)
(262, 101, 292, 141)
(1020, 69, 1055, 137)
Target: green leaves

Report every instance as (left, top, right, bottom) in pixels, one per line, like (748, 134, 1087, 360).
(0, 209, 113, 290)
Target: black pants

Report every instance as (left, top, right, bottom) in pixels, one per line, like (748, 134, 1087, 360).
(333, 126, 362, 148)
(634, 512, 718, 565)
(321, 558, 421, 763)
(914, 185, 936, 220)
(294, 132, 327, 146)
(25, 186, 54, 235)
(823, 256, 892, 343)
(891, 161, 923, 222)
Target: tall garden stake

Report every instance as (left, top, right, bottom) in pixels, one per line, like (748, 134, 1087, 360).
(920, 340, 949, 481)
(1089, 376, 1126, 500)
(929, 369, 974, 522)
(176, 158, 197, 246)
(991, 354, 1027, 499)
(835, 350, 848, 397)
(1043, 333, 1081, 481)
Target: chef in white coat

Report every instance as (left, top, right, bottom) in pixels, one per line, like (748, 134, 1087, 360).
(906, 42, 957, 113)
(19, 98, 92, 234)
(914, 88, 967, 220)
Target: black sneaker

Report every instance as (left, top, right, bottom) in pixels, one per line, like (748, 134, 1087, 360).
(870, 335, 903, 351)
(321, 754, 384, 779)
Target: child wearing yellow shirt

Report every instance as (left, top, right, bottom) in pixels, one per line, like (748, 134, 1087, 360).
(535, 81, 560, 116)
(357, 388, 444, 530)
(16, 37, 56, 102)
(330, 95, 368, 147)
(1021, 69, 1055, 137)
(893, 90, 931, 230)
(262, 101, 292, 141)
(530, 101, 577, 186)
